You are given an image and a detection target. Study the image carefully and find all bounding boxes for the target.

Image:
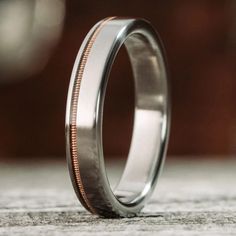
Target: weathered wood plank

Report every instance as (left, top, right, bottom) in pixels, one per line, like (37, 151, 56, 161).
(0, 159, 236, 235)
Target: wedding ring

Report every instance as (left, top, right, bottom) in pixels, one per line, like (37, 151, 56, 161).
(65, 17, 170, 217)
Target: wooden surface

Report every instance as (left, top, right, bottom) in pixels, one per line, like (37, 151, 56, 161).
(0, 158, 236, 235)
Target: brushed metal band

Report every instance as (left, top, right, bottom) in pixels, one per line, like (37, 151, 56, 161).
(65, 17, 170, 218)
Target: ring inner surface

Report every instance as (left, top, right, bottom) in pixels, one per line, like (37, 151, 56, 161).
(113, 32, 166, 205)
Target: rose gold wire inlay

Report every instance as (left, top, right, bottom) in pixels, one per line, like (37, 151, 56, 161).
(70, 17, 116, 214)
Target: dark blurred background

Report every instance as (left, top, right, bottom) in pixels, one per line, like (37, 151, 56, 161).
(0, 0, 235, 159)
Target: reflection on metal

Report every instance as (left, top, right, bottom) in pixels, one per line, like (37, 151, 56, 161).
(0, 0, 65, 82)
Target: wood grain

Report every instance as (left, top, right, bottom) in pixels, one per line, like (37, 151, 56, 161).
(0, 158, 236, 235)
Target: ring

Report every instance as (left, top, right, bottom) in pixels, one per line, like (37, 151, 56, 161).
(65, 17, 170, 218)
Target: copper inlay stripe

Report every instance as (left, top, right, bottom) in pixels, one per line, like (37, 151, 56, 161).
(70, 17, 116, 214)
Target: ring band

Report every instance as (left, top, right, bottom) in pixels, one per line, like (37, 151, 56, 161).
(65, 17, 170, 217)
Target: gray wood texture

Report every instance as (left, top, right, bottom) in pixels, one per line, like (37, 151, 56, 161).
(0, 158, 236, 235)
